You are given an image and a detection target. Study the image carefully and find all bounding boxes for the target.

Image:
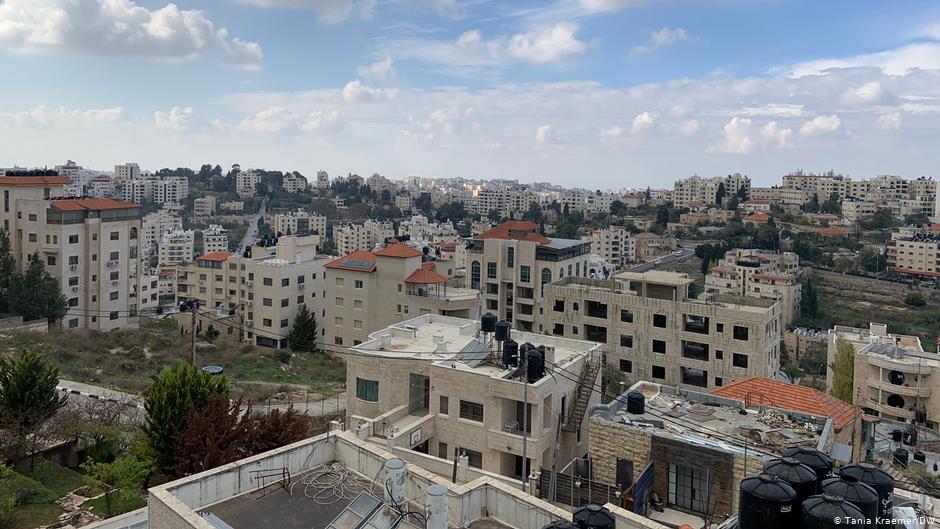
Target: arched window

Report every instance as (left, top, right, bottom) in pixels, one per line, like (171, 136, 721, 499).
(541, 268, 552, 296)
(470, 261, 481, 290)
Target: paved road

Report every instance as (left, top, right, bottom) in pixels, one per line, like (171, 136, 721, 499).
(238, 198, 268, 254)
(627, 244, 697, 273)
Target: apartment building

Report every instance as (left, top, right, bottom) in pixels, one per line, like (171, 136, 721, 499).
(345, 313, 602, 480)
(142, 208, 182, 256)
(673, 174, 750, 208)
(538, 271, 781, 391)
(324, 244, 481, 348)
(704, 249, 801, 327)
(236, 168, 260, 198)
(633, 232, 676, 261)
(334, 220, 394, 255)
(193, 196, 216, 217)
(282, 172, 307, 193)
(886, 225, 940, 278)
(273, 208, 327, 236)
(466, 187, 537, 217)
(842, 199, 877, 223)
(582, 226, 635, 269)
(781, 172, 849, 199)
(394, 193, 414, 213)
(158, 229, 194, 266)
(88, 175, 114, 198)
(120, 174, 188, 205)
(465, 221, 592, 332)
(828, 323, 940, 429)
(113, 162, 140, 182)
(398, 215, 459, 245)
(175, 235, 329, 348)
(316, 170, 330, 188)
(558, 192, 616, 215)
(55, 160, 87, 196)
(202, 224, 229, 254)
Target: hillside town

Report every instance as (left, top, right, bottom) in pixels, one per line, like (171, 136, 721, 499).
(1, 162, 939, 529)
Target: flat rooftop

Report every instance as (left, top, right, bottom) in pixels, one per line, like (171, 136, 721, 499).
(595, 381, 827, 457)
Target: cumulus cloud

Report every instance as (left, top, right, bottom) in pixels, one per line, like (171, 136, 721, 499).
(0, 0, 263, 68)
(713, 117, 755, 154)
(876, 112, 902, 130)
(678, 119, 700, 137)
(503, 23, 588, 63)
(840, 81, 893, 106)
(236, 106, 298, 133)
(535, 124, 557, 144)
(800, 114, 842, 136)
(760, 121, 793, 149)
(784, 42, 940, 77)
(630, 26, 695, 55)
(357, 54, 396, 81)
(154, 107, 193, 131)
(235, 0, 376, 23)
(341, 80, 398, 103)
(0, 105, 125, 128)
(300, 109, 341, 131)
(632, 111, 655, 131)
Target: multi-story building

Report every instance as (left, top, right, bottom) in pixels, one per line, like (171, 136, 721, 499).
(158, 229, 195, 266)
(633, 232, 676, 261)
(142, 208, 182, 257)
(236, 168, 260, 198)
(193, 196, 216, 217)
(582, 226, 635, 269)
(886, 225, 940, 278)
(558, 192, 616, 215)
(538, 271, 782, 391)
(324, 244, 481, 348)
(334, 220, 394, 255)
(673, 174, 750, 208)
(282, 172, 307, 193)
(394, 193, 414, 213)
(55, 160, 86, 196)
(273, 209, 327, 236)
(828, 323, 940, 429)
(704, 249, 801, 327)
(220, 201, 244, 213)
(398, 215, 459, 245)
(202, 224, 229, 254)
(465, 221, 592, 332)
(842, 199, 877, 223)
(113, 162, 140, 183)
(119, 173, 188, 205)
(781, 171, 849, 199)
(88, 175, 114, 198)
(344, 313, 601, 480)
(466, 188, 537, 218)
(315, 170, 330, 188)
(176, 235, 328, 348)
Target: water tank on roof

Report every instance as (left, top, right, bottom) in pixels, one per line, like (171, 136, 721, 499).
(481, 313, 497, 333)
(495, 320, 511, 341)
(542, 521, 577, 529)
(802, 493, 865, 529)
(762, 457, 817, 507)
(525, 344, 544, 383)
(781, 446, 833, 490)
(839, 463, 894, 529)
(821, 476, 879, 524)
(626, 391, 645, 415)
(738, 474, 798, 529)
(891, 429, 903, 442)
(502, 339, 518, 368)
(571, 505, 614, 529)
(893, 448, 909, 467)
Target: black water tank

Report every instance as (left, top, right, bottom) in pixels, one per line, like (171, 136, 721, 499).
(891, 429, 903, 442)
(781, 447, 833, 490)
(821, 476, 879, 524)
(626, 391, 645, 415)
(738, 474, 798, 529)
(762, 457, 817, 506)
(481, 313, 497, 333)
(802, 493, 865, 529)
(894, 448, 909, 466)
(914, 450, 926, 463)
(526, 346, 545, 383)
(495, 320, 511, 341)
(502, 339, 519, 368)
(839, 463, 894, 529)
(903, 428, 918, 446)
(542, 521, 578, 529)
(571, 505, 614, 529)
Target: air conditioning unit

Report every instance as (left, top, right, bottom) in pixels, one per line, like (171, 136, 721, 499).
(298, 283, 305, 290)
(112, 280, 119, 286)
(69, 265, 77, 271)
(246, 280, 253, 287)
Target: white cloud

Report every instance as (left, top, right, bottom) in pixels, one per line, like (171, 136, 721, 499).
(579, 0, 655, 13)
(0, 105, 125, 128)
(535, 124, 556, 144)
(502, 23, 588, 64)
(876, 112, 902, 130)
(341, 80, 398, 103)
(456, 30, 481, 48)
(0, 0, 262, 68)
(630, 26, 695, 55)
(632, 111, 655, 131)
(736, 104, 805, 117)
(236, 106, 298, 132)
(154, 107, 193, 131)
(713, 117, 754, 154)
(800, 114, 842, 136)
(357, 54, 396, 81)
(235, 0, 376, 23)
(678, 119, 700, 136)
(300, 109, 341, 131)
(784, 42, 940, 77)
(840, 81, 892, 106)
(600, 125, 627, 139)
(760, 121, 793, 149)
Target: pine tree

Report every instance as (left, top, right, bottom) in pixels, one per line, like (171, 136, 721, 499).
(0, 229, 14, 313)
(288, 304, 319, 352)
(0, 347, 67, 468)
(7, 253, 67, 323)
(801, 279, 818, 319)
(831, 338, 855, 403)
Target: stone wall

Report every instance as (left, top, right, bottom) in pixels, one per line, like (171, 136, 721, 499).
(587, 417, 652, 486)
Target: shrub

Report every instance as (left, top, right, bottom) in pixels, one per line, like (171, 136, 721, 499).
(904, 293, 926, 307)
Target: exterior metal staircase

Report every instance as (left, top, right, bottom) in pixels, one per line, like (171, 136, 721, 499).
(562, 359, 600, 432)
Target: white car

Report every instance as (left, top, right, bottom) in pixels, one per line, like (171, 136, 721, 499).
(674, 251, 682, 255)
(654, 259, 662, 264)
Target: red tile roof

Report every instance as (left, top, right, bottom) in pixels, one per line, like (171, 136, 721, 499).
(474, 220, 551, 244)
(49, 198, 139, 211)
(325, 250, 377, 272)
(743, 213, 771, 222)
(0, 175, 71, 186)
(197, 252, 234, 262)
(817, 226, 847, 237)
(404, 268, 449, 284)
(712, 376, 862, 429)
(375, 244, 423, 258)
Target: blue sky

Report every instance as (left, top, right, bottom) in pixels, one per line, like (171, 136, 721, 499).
(2, 0, 940, 187)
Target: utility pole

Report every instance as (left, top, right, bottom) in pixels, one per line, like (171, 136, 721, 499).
(190, 301, 197, 366)
(521, 348, 529, 493)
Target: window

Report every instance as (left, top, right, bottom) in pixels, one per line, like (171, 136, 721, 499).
(714, 377, 723, 387)
(263, 298, 272, 306)
(280, 319, 289, 328)
(354, 320, 363, 329)
(438, 442, 448, 459)
(110, 271, 119, 281)
(297, 295, 305, 304)
(68, 255, 78, 265)
(733, 326, 749, 341)
(459, 400, 484, 422)
(68, 276, 79, 286)
(554, 300, 565, 312)
(27, 213, 37, 222)
(334, 336, 344, 345)
(571, 326, 579, 335)
(716, 323, 724, 332)
(487, 262, 497, 278)
(27, 233, 36, 242)
(297, 275, 305, 284)
(715, 350, 723, 360)
(282, 278, 290, 287)
(336, 297, 344, 306)
(356, 378, 379, 402)
(263, 277, 273, 286)
(552, 323, 564, 336)
(68, 318, 79, 329)
(281, 298, 289, 307)
(486, 299, 498, 310)
(47, 255, 56, 266)
(681, 367, 708, 388)
(520, 265, 530, 283)
(471, 261, 481, 289)
(109, 251, 119, 261)
(733, 353, 749, 368)
(440, 396, 449, 415)
(620, 335, 633, 348)
(68, 234, 79, 244)
(620, 309, 634, 323)
(541, 268, 552, 295)
(109, 291, 119, 301)
(486, 283, 499, 294)
(619, 359, 632, 373)
(109, 311, 119, 320)
(355, 280, 364, 288)
(68, 297, 78, 307)
(109, 231, 119, 241)
(652, 339, 666, 354)
(458, 448, 483, 469)
(263, 318, 272, 327)
(507, 247, 515, 268)
(683, 315, 709, 335)
(652, 365, 665, 379)
(335, 317, 343, 326)
(586, 301, 607, 319)
(681, 341, 709, 361)
(353, 299, 363, 309)
(653, 314, 667, 328)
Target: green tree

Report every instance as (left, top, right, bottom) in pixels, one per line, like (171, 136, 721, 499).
(204, 325, 219, 342)
(143, 363, 229, 472)
(287, 304, 319, 352)
(860, 249, 886, 274)
(714, 183, 726, 205)
(81, 454, 153, 516)
(801, 279, 819, 320)
(726, 196, 739, 211)
(655, 206, 670, 227)
(822, 192, 842, 215)
(6, 253, 67, 323)
(0, 229, 14, 313)
(831, 337, 855, 403)
(0, 347, 67, 468)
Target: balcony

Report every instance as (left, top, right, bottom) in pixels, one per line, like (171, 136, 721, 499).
(869, 378, 931, 398)
(869, 355, 934, 374)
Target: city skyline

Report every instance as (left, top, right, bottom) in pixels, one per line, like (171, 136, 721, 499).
(2, 0, 940, 186)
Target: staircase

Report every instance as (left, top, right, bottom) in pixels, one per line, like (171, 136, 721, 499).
(562, 359, 601, 432)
